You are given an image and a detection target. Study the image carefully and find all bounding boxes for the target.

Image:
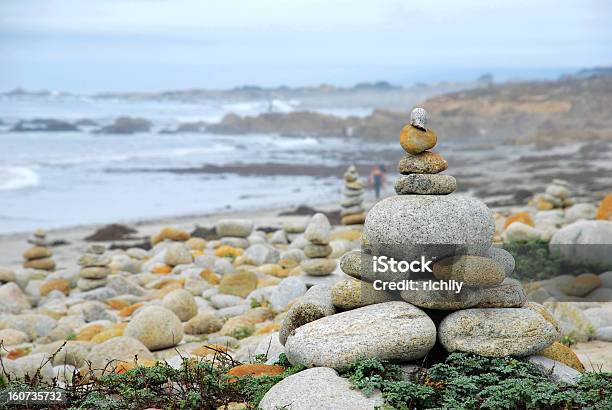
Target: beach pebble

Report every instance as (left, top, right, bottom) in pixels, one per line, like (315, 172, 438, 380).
(304, 213, 331, 245)
(210, 294, 245, 309)
(565, 203, 597, 224)
(242, 244, 279, 265)
(162, 289, 198, 321)
(259, 367, 384, 410)
(433, 255, 505, 287)
(364, 195, 494, 261)
(85, 336, 154, 373)
(528, 356, 580, 385)
(164, 243, 193, 266)
(550, 221, 612, 270)
(439, 308, 557, 357)
(0, 328, 30, 345)
(476, 278, 526, 308)
(398, 151, 448, 174)
(0, 268, 16, 283)
(0, 282, 31, 314)
(503, 222, 543, 242)
(399, 124, 437, 154)
(300, 258, 336, 276)
(285, 302, 436, 370)
(279, 284, 335, 345)
(125, 306, 184, 350)
(216, 219, 254, 238)
(331, 278, 395, 310)
(270, 277, 307, 312)
(184, 312, 223, 335)
(1, 353, 54, 383)
(219, 271, 257, 298)
(394, 174, 456, 195)
(400, 281, 483, 310)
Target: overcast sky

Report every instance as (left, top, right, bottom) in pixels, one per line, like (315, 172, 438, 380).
(1, 0, 610, 92)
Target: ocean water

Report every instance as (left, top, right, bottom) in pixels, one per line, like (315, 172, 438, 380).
(0, 96, 378, 234)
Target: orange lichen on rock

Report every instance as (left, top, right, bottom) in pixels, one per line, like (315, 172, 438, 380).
(119, 302, 144, 317)
(106, 299, 131, 310)
(200, 269, 221, 285)
(192, 344, 230, 357)
(151, 227, 190, 245)
(152, 264, 173, 274)
(76, 324, 106, 341)
(537, 342, 585, 372)
(115, 359, 158, 374)
(91, 327, 124, 343)
(596, 193, 612, 220)
(504, 211, 535, 229)
(226, 364, 284, 379)
(215, 246, 243, 258)
(39, 279, 70, 296)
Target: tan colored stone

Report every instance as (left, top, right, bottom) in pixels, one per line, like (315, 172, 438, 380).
(399, 124, 437, 154)
(23, 246, 52, 260)
(433, 255, 505, 287)
(397, 151, 448, 174)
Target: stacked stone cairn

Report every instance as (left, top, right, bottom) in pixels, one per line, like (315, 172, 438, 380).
(281, 108, 569, 376)
(532, 179, 574, 210)
(340, 165, 366, 225)
(77, 244, 112, 291)
(22, 229, 55, 271)
(299, 213, 336, 277)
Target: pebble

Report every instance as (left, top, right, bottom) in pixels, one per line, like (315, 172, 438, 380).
(503, 222, 543, 242)
(303, 244, 332, 258)
(184, 312, 223, 335)
(400, 281, 483, 310)
(399, 124, 437, 154)
(595, 326, 612, 342)
(331, 278, 396, 310)
(259, 367, 384, 410)
(439, 308, 557, 357)
(218, 271, 258, 298)
(0, 282, 31, 314)
(285, 302, 436, 370)
(397, 151, 448, 174)
(549, 220, 612, 270)
(565, 203, 597, 224)
(304, 213, 332, 245)
(269, 277, 307, 312)
(164, 243, 193, 266)
(216, 219, 254, 238)
(1, 353, 54, 382)
(125, 306, 184, 350)
(475, 278, 526, 308)
(433, 255, 505, 287)
(162, 289, 198, 321)
(279, 284, 336, 345)
(528, 356, 580, 385)
(242, 244, 280, 265)
(85, 336, 154, 374)
(486, 246, 516, 275)
(300, 258, 337, 276)
(394, 174, 456, 195)
(363, 195, 494, 262)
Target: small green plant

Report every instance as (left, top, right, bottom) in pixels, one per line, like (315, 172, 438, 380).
(344, 354, 612, 410)
(561, 334, 577, 347)
(249, 297, 262, 309)
(231, 326, 254, 340)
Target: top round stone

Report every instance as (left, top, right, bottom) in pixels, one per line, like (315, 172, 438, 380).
(410, 107, 429, 130)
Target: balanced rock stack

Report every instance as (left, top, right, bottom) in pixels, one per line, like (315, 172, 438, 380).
(340, 165, 366, 225)
(299, 213, 336, 276)
(532, 179, 573, 210)
(216, 219, 254, 249)
(394, 107, 455, 195)
(22, 229, 55, 271)
(283, 108, 565, 372)
(77, 244, 112, 291)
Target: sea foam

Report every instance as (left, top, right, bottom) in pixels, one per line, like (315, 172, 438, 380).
(0, 166, 41, 190)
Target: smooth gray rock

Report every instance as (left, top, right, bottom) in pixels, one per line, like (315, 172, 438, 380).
(487, 246, 516, 275)
(400, 281, 483, 310)
(565, 203, 597, 224)
(216, 219, 254, 238)
(363, 195, 494, 261)
(600, 271, 612, 288)
(331, 278, 396, 310)
(394, 174, 456, 195)
(528, 356, 580, 385)
(304, 213, 332, 245)
(476, 278, 527, 308)
(439, 308, 557, 357)
(549, 221, 612, 270)
(242, 244, 279, 265)
(595, 326, 612, 342)
(270, 277, 307, 312)
(279, 284, 336, 345)
(285, 302, 436, 370)
(260, 367, 384, 410)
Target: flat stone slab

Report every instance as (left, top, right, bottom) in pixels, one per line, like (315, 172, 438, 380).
(394, 174, 456, 195)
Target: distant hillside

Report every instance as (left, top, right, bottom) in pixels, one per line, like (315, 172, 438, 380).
(204, 70, 612, 145)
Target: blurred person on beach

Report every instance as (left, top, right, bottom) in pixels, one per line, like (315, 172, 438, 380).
(369, 165, 386, 199)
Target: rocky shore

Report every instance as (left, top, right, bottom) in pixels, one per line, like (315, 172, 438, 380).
(0, 109, 611, 408)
